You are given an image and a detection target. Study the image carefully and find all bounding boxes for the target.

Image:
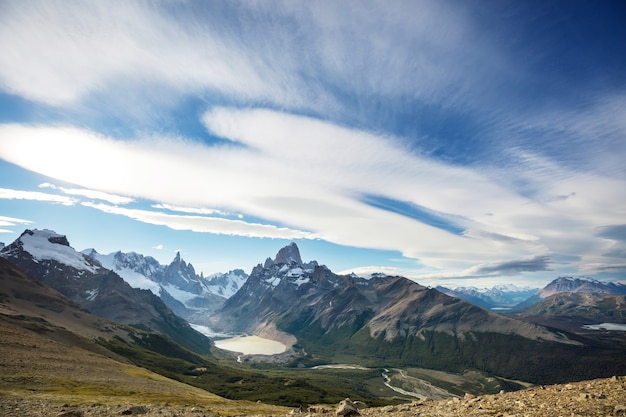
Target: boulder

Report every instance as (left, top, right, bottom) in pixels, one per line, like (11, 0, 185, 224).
(336, 398, 360, 416)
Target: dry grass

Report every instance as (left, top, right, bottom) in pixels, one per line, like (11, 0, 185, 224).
(0, 316, 288, 415)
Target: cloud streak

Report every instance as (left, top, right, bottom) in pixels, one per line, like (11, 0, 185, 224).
(39, 183, 133, 205)
(0, 187, 77, 206)
(0, 215, 33, 233)
(82, 202, 314, 240)
(2, 104, 624, 279)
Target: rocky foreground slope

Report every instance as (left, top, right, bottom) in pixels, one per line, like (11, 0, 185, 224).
(1, 375, 625, 417)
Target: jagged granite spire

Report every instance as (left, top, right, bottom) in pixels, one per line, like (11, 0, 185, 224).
(274, 242, 302, 265)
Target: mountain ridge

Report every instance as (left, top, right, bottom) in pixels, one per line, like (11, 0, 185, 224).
(0, 229, 212, 355)
(514, 276, 626, 310)
(83, 247, 248, 322)
(206, 243, 626, 384)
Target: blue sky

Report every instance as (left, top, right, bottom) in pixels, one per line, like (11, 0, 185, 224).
(1, 0, 625, 288)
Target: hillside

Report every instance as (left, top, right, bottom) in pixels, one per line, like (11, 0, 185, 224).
(0, 256, 422, 407)
(0, 316, 287, 417)
(512, 292, 626, 335)
(0, 255, 288, 415)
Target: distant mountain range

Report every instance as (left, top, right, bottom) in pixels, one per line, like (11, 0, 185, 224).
(507, 277, 626, 333)
(436, 284, 538, 310)
(514, 276, 626, 309)
(2, 229, 626, 387)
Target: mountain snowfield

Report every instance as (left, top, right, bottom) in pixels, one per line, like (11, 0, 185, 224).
(14, 229, 100, 273)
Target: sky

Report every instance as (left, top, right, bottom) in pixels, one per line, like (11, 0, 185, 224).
(0, 0, 625, 289)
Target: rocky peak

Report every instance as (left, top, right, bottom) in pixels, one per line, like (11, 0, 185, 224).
(1, 229, 98, 273)
(274, 242, 302, 265)
(20, 229, 70, 246)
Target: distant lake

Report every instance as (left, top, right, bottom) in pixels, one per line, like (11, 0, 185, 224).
(583, 323, 626, 331)
(214, 335, 287, 355)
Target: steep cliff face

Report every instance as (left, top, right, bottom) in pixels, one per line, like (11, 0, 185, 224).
(83, 248, 248, 321)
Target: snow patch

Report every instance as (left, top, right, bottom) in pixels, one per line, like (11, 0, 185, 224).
(162, 284, 198, 304)
(86, 289, 99, 301)
(287, 267, 303, 277)
(266, 276, 281, 287)
(293, 276, 310, 287)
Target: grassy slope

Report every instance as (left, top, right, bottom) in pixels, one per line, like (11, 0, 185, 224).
(0, 316, 287, 415)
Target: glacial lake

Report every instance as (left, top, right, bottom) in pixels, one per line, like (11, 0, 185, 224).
(214, 335, 287, 355)
(582, 323, 626, 331)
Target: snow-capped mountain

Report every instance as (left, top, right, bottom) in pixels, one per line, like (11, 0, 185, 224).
(205, 270, 249, 299)
(437, 284, 538, 310)
(204, 243, 616, 385)
(6, 229, 102, 273)
(513, 276, 626, 310)
(0, 229, 211, 354)
(83, 248, 248, 321)
(538, 276, 626, 298)
(82, 249, 162, 293)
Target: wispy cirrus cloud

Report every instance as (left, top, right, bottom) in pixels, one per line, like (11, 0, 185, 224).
(82, 202, 314, 240)
(0, 1, 270, 106)
(0, 215, 33, 233)
(0, 187, 77, 206)
(39, 183, 133, 205)
(0, 0, 502, 124)
(152, 203, 234, 217)
(1, 105, 624, 279)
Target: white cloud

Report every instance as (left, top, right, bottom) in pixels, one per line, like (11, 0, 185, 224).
(0, 215, 33, 229)
(39, 183, 133, 204)
(0, 187, 77, 206)
(81, 202, 314, 240)
(3, 107, 624, 278)
(152, 203, 230, 217)
(0, 1, 272, 106)
(0, 0, 499, 119)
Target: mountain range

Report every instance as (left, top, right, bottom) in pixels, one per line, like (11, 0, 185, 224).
(2, 228, 626, 392)
(0, 229, 211, 354)
(513, 276, 626, 309)
(207, 242, 626, 384)
(82, 248, 248, 322)
(436, 284, 538, 310)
